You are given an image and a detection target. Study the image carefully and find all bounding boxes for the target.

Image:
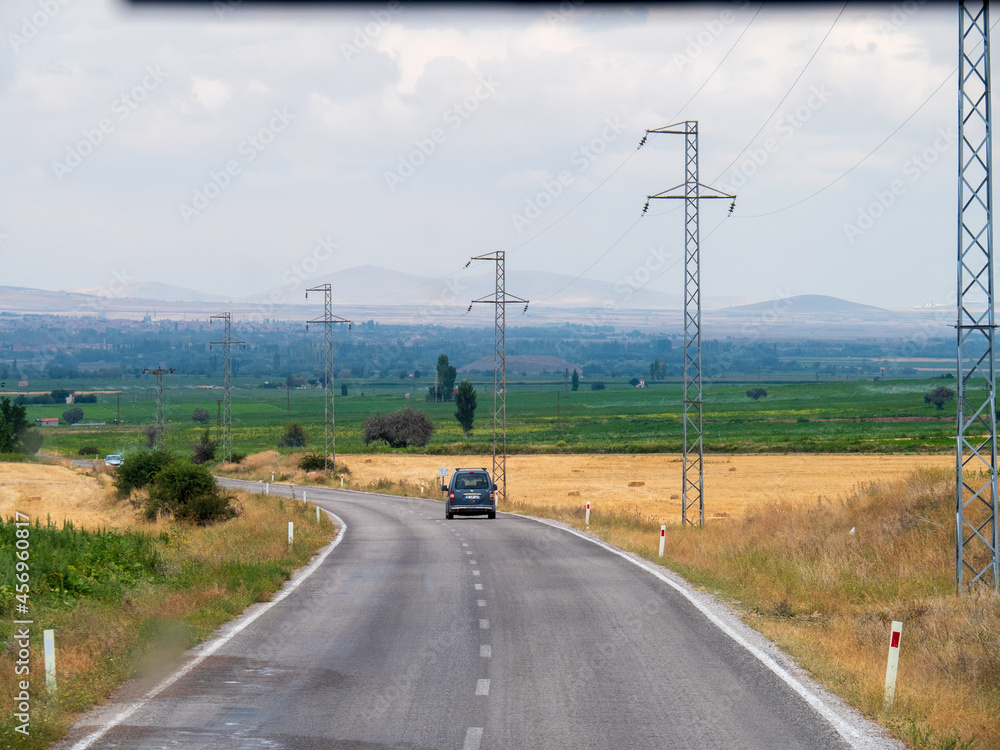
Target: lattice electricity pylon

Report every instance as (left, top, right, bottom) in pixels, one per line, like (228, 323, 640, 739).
(467, 251, 528, 503)
(306, 284, 351, 473)
(642, 121, 735, 527)
(142, 366, 174, 450)
(210, 313, 245, 463)
(956, 0, 999, 594)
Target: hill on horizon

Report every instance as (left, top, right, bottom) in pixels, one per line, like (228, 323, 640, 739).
(714, 294, 888, 317)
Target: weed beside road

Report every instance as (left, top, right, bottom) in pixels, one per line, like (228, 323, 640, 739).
(0, 491, 336, 749)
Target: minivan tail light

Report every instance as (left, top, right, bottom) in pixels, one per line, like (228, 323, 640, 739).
(490, 490, 496, 502)
(449, 492, 455, 501)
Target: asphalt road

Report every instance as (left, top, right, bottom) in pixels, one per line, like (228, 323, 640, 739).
(57, 481, 898, 750)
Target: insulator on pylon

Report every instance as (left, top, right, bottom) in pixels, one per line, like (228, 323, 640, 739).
(637, 134, 647, 149)
(466, 304, 473, 313)
(464, 261, 471, 269)
(728, 199, 736, 216)
(642, 201, 649, 216)
(522, 304, 529, 314)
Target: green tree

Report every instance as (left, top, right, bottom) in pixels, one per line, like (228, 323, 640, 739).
(192, 407, 210, 423)
(571, 369, 580, 392)
(192, 428, 217, 464)
(455, 380, 477, 437)
(746, 387, 768, 401)
(62, 407, 84, 425)
(650, 359, 659, 381)
(363, 407, 434, 448)
(436, 354, 457, 401)
(0, 397, 32, 453)
(278, 422, 308, 448)
(924, 386, 955, 410)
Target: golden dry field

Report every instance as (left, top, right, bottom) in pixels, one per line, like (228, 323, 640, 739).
(336, 452, 956, 521)
(226, 451, 956, 522)
(0, 461, 135, 528)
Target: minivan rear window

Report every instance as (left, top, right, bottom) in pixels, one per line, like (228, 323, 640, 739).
(456, 474, 489, 490)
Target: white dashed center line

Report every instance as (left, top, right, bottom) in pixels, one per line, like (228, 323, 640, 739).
(479, 618, 489, 629)
(477, 599, 487, 607)
(474, 583, 483, 590)
(463, 727, 483, 750)
(476, 678, 490, 696)
(480, 645, 491, 658)
(473, 570, 480, 576)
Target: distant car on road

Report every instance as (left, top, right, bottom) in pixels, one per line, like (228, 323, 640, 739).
(104, 454, 123, 467)
(442, 468, 496, 520)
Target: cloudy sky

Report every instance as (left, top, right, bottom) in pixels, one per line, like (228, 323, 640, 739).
(0, 0, 966, 311)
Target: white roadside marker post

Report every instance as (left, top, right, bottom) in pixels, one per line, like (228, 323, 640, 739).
(303, 489, 307, 504)
(316, 505, 320, 523)
(883, 620, 903, 710)
(288, 521, 294, 547)
(43, 629, 56, 693)
(340, 474, 344, 488)
(586, 501, 590, 527)
(659, 525, 666, 557)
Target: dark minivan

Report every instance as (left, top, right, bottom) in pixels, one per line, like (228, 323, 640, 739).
(443, 468, 496, 519)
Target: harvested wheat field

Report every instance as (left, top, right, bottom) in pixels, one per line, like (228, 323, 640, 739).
(324, 452, 957, 521)
(0, 461, 134, 529)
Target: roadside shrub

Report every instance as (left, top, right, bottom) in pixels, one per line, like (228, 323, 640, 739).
(363, 407, 434, 448)
(229, 451, 247, 464)
(74, 394, 98, 404)
(113, 450, 176, 497)
(278, 422, 308, 448)
(192, 407, 211, 424)
(21, 430, 43, 455)
(144, 461, 235, 524)
(590, 381, 606, 391)
(299, 453, 327, 471)
(78, 446, 101, 456)
(746, 387, 768, 401)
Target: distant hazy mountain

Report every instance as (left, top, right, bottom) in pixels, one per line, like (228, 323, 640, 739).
(713, 294, 889, 317)
(246, 265, 756, 310)
(68, 282, 233, 304)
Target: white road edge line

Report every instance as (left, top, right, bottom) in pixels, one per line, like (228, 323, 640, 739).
(526, 516, 865, 747)
(66, 506, 348, 750)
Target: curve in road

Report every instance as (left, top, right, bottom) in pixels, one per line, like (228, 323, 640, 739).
(56, 481, 900, 750)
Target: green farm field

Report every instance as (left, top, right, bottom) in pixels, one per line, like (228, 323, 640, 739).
(19, 374, 965, 459)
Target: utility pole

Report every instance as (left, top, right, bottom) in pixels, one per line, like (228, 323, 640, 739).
(642, 121, 735, 528)
(306, 284, 351, 473)
(210, 312, 245, 463)
(142, 367, 174, 450)
(468, 251, 529, 503)
(956, 0, 999, 593)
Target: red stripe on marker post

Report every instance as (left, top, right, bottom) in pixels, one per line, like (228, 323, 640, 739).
(884, 620, 903, 709)
(586, 501, 590, 527)
(659, 525, 666, 557)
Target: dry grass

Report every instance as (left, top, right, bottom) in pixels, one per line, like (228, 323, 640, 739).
(0, 461, 137, 529)
(517, 469, 997, 749)
(0, 471, 337, 749)
(236, 452, 955, 520)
